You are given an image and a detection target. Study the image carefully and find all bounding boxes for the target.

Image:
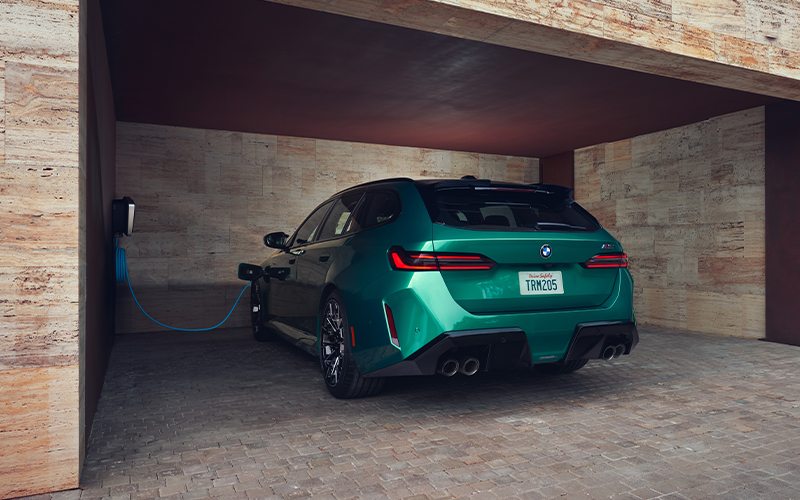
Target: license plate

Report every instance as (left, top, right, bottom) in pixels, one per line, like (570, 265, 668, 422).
(518, 271, 564, 295)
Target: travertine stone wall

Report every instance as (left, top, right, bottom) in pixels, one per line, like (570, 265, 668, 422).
(575, 107, 765, 338)
(272, 0, 800, 100)
(0, 0, 81, 497)
(115, 122, 539, 334)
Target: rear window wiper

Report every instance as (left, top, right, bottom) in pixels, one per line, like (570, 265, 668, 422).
(536, 222, 587, 230)
(484, 201, 529, 206)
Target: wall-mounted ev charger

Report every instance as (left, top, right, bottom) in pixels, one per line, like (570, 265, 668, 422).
(112, 197, 250, 332)
(112, 196, 136, 237)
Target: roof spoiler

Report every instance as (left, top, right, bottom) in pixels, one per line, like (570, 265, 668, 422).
(433, 178, 491, 189)
(432, 179, 574, 198)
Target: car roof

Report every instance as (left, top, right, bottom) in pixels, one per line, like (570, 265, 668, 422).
(329, 177, 573, 199)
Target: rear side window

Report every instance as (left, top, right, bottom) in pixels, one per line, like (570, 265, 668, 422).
(317, 193, 364, 241)
(422, 187, 600, 232)
(292, 201, 333, 246)
(350, 191, 400, 232)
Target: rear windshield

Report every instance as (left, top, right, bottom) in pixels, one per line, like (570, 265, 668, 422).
(419, 186, 601, 232)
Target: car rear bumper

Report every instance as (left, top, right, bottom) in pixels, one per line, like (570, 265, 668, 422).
(363, 321, 638, 377)
(564, 321, 639, 361)
(346, 268, 636, 376)
(363, 328, 529, 377)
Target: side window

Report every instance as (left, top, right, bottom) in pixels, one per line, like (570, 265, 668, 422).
(292, 201, 333, 247)
(358, 191, 400, 230)
(317, 193, 364, 241)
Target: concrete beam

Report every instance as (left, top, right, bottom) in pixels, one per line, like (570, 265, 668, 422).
(265, 0, 800, 100)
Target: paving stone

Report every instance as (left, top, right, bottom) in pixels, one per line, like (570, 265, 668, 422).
(181, 490, 209, 500)
(7, 325, 780, 499)
(51, 491, 81, 500)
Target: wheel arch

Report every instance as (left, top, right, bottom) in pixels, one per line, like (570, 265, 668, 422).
(318, 282, 341, 315)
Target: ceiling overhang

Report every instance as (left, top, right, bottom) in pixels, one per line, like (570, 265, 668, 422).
(100, 0, 778, 158)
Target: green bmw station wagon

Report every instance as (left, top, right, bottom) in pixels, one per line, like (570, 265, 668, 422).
(239, 177, 638, 398)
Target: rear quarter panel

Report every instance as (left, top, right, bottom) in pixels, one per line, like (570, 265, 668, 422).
(324, 183, 435, 366)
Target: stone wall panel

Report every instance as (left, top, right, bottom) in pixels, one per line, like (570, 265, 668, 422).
(743, 219, 764, 260)
(0, 61, 4, 164)
(598, 0, 672, 21)
(666, 255, 698, 286)
(685, 290, 744, 335)
(0, 0, 78, 63)
(574, 107, 765, 337)
(641, 286, 687, 329)
(5, 128, 78, 167)
(714, 31, 770, 71)
(573, 146, 602, 203)
(743, 292, 766, 338)
(0, 266, 79, 370)
(116, 122, 539, 333)
(4, 61, 78, 130)
(745, 0, 800, 52)
(0, 365, 80, 499)
(673, 0, 746, 38)
(584, 200, 617, 229)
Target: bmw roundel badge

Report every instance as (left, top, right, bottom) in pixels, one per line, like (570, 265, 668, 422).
(540, 244, 552, 258)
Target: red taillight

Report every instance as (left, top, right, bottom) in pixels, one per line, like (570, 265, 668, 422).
(389, 250, 439, 270)
(583, 253, 628, 268)
(384, 304, 400, 348)
(388, 247, 495, 271)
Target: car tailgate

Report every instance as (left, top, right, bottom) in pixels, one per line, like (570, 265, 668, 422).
(431, 224, 621, 314)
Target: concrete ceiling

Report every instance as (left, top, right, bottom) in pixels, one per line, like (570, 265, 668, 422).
(100, 0, 778, 158)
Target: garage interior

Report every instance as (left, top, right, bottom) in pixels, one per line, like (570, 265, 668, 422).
(102, 0, 780, 340)
(82, 0, 800, 487)
(4, 0, 800, 497)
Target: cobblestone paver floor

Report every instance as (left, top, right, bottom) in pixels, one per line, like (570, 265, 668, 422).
(69, 326, 800, 499)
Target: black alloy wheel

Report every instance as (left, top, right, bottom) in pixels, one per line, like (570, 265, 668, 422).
(319, 290, 384, 398)
(250, 280, 274, 342)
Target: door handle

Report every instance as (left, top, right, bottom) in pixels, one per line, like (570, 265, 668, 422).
(291, 249, 305, 256)
(319, 255, 330, 262)
(289, 259, 296, 265)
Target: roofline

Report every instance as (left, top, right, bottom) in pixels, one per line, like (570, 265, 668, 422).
(330, 176, 574, 199)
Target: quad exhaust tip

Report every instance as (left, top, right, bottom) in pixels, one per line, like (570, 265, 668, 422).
(458, 356, 480, 376)
(437, 358, 459, 377)
(602, 344, 626, 361)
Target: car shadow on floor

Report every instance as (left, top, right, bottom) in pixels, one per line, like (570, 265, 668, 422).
(100, 324, 779, 431)
(102, 327, 650, 425)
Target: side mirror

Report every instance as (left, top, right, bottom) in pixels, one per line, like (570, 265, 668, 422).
(238, 263, 264, 281)
(264, 231, 289, 249)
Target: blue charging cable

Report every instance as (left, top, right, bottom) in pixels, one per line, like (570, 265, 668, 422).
(115, 239, 250, 331)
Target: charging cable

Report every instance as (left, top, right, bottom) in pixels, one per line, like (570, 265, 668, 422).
(115, 239, 250, 331)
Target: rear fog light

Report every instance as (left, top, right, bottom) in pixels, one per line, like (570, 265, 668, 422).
(385, 304, 400, 348)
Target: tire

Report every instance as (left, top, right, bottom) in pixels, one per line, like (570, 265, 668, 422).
(319, 290, 385, 399)
(250, 280, 275, 342)
(533, 359, 588, 375)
